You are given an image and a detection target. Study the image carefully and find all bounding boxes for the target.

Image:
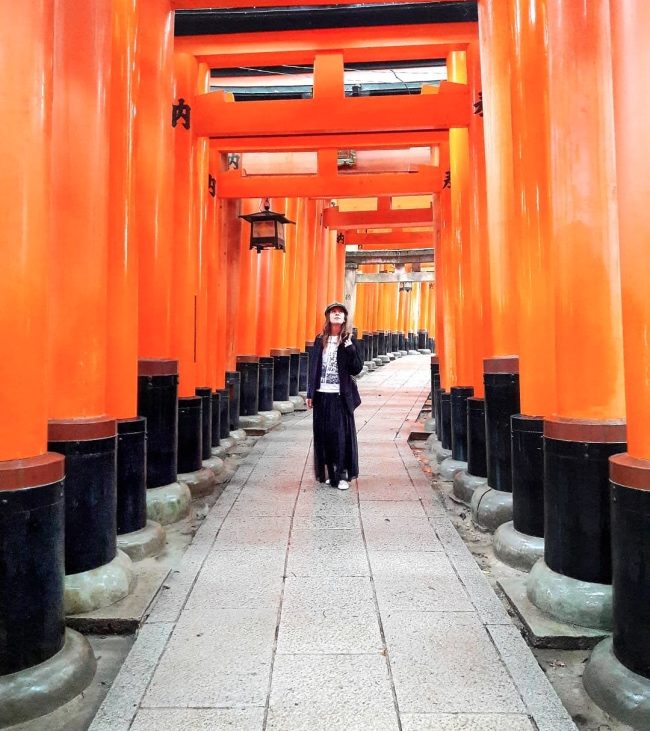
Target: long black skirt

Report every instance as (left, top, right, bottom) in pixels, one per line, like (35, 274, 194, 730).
(313, 392, 359, 487)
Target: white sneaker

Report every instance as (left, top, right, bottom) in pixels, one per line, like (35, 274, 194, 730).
(325, 479, 330, 485)
(336, 480, 349, 491)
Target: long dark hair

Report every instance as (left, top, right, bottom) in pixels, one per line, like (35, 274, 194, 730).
(318, 317, 350, 343)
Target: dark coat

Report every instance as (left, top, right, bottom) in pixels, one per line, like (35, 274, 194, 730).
(307, 335, 364, 415)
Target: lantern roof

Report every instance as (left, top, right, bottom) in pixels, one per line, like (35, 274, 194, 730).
(239, 208, 294, 225)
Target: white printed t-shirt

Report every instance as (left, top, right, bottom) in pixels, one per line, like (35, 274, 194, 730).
(318, 336, 340, 393)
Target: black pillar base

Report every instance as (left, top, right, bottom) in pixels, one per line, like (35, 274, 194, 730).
(544, 418, 626, 586)
(217, 388, 230, 439)
(450, 386, 473, 462)
(467, 397, 488, 478)
(210, 391, 221, 448)
(195, 387, 212, 460)
(511, 414, 544, 538)
(236, 356, 260, 416)
(137, 358, 179, 488)
(116, 416, 147, 535)
(609, 455, 650, 678)
(440, 391, 452, 451)
(177, 396, 202, 474)
(0, 454, 66, 674)
(271, 349, 291, 402)
(225, 371, 241, 431)
(258, 357, 275, 411)
(298, 352, 309, 392)
(48, 417, 118, 577)
(483, 356, 520, 492)
(289, 350, 300, 396)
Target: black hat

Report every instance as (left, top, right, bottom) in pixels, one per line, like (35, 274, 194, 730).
(324, 301, 348, 317)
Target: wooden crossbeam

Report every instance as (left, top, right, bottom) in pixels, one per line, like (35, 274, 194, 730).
(344, 231, 434, 249)
(193, 82, 470, 138)
(174, 24, 477, 68)
(174, 0, 470, 7)
(347, 248, 434, 265)
(324, 206, 434, 229)
(215, 167, 443, 199)
(356, 271, 435, 283)
(210, 130, 447, 153)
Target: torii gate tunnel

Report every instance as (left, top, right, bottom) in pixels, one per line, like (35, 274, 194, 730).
(2, 1, 650, 727)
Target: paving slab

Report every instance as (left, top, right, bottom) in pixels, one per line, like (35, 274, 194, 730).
(91, 354, 575, 731)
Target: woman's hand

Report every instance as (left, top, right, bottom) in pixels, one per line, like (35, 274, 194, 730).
(306, 398, 313, 409)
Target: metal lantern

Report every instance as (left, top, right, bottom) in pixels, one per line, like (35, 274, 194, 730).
(239, 198, 295, 254)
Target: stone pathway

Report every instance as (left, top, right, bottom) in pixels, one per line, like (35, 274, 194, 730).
(90, 355, 576, 731)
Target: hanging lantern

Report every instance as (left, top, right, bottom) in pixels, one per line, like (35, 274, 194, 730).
(239, 198, 295, 254)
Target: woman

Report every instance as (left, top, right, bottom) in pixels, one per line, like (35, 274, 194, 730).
(306, 302, 364, 490)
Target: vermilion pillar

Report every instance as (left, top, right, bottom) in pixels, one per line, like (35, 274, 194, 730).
(326, 228, 339, 306)
(134, 1, 188, 518)
(452, 39, 491, 506)
(108, 0, 165, 553)
(289, 198, 307, 349)
(298, 200, 317, 348)
(493, 0, 555, 571)
(194, 62, 212, 393)
(478, 0, 518, 357)
(279, 198, 299, 347)
(447, 50, 473, 388)
(583, 4, 650, 719)
(0, 5, 96, 718)
(48, 0, 134, 609)
(527, 0, 626, 630)
(135, 0, 174, 360)
(171, 52, 199, 398)
(107, 0, 138, 421)
(314, 222, 330, 336)
(237, 199, 260, 355)
(471, 0, 521, 531)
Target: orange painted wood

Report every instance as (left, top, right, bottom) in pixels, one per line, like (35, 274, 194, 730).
(313, 225, 330, 335)
(194, 62, 212, 388)
(106, 0, 138, 420)
(235, 199, 260, 356)
(216, 166, 444, 200)
(304, 202, 321, 342)
(281, 198, 300, 348)
(135, 0, 175, 358)
(255, 232, 275, 356)
(48, 0, 111, 420)
(324, 206, 434, 230)
(478, 0, 519, 357)
(611, 0, 650, 456)
(215, 197, 237, 386)
(546, 0, 624, 421)
(175, 24, 477, 69)
(294, 199, 311, 349)
(509, 0, 556, 417)
(0, 1, 53, 459)
(210, 131, 447, 153)
(448, 50, 474, 387)
(223, 198, 242, 372)
(466, 40, 491, 398)
(171, 52, 199, 397)
(206, 148, 220, 389)
(193, 84, 470, 139)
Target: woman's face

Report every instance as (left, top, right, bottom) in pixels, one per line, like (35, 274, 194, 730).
(328, 307, 346, 325)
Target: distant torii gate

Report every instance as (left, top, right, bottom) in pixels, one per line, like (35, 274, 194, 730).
(344, 248, 434, 322)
